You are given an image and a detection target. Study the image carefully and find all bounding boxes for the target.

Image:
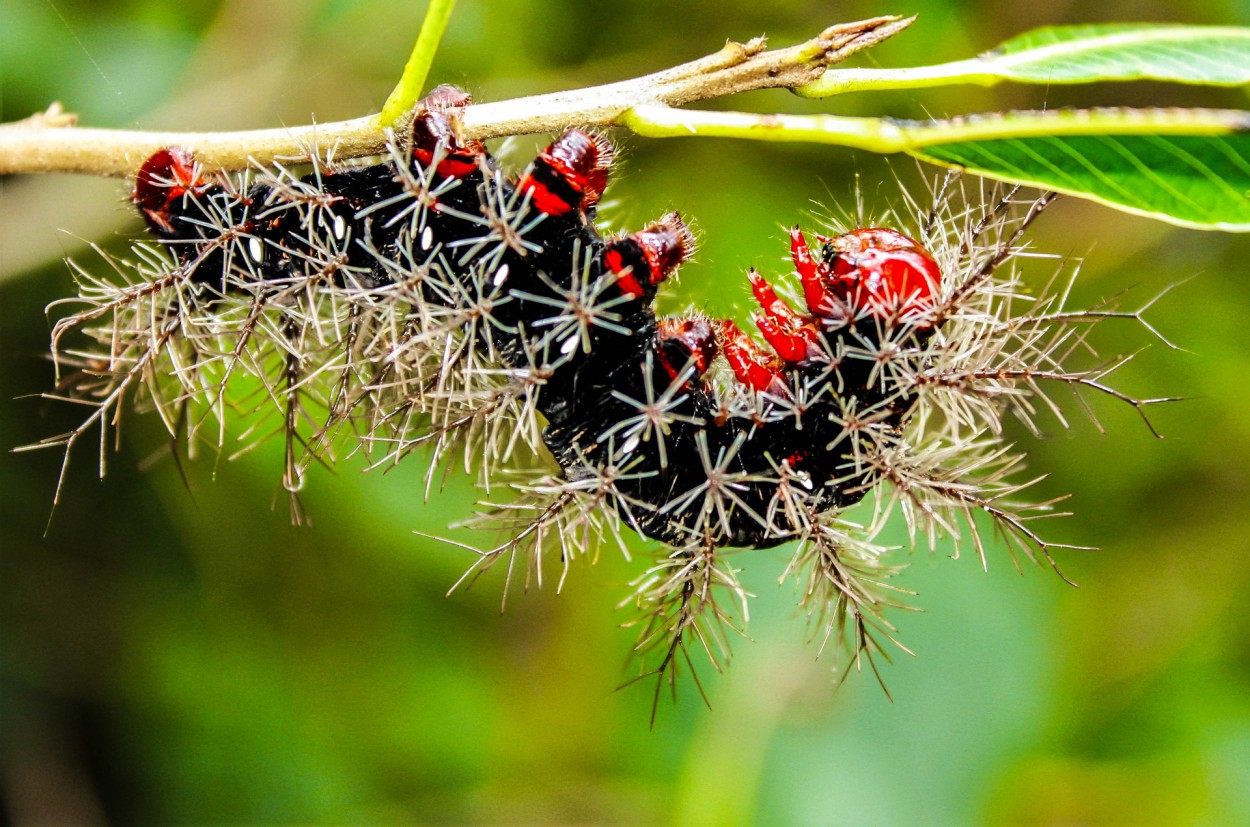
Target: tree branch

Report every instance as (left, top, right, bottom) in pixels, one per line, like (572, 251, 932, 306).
(0, 16, 910, 178)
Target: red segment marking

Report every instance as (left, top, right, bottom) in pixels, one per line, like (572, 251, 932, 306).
(410, 109, 484, 179)
(519, 130, 615, 216)
(520, 168, 580, 217)
(656, 318, 717, 383)
(605, 212, 695, 299)
(605, 247, 646, 298)
(633, 212, 693, 283)
(409, 86, 484, 178)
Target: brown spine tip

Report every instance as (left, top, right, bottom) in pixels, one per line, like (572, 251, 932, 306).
(656, 211, 697, 265)
(420, 84, 473, 112)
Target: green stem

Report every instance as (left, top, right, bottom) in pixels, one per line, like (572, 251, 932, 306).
(798, 60, 998, 97)
(378, 0, 458, 127)
(619, 104, 1250, 152)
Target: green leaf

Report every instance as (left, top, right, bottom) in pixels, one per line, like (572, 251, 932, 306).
(988, 24, 1250, 85)
(624, 104, 1250, 229)
(912, 132, 1250, 231)
(801, 24, 1250, 97)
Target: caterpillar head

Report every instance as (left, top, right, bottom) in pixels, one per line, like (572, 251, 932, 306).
(793, 226, 941, 327)
(132, 147, 209, 235)
(721, 225, 944, 396)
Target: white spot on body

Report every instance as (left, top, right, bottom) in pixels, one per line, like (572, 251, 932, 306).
(494, 264, 510, 286)
(332, 214, 347, 240)
(248, 237, 264, 263)
(421, 225, 434, 250)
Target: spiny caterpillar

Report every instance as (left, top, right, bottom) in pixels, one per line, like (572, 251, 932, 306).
(39, 86, 1171, 696)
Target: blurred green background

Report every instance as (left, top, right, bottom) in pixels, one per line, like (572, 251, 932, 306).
(4, 0, 1250, 824)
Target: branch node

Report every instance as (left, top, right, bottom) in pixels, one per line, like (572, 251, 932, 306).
(27, 101, 78, 129)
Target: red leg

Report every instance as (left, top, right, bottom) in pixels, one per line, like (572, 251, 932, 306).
(719, 320, 788, 397)
(791, 226, 839, 318)
(746, 269, 823, 363)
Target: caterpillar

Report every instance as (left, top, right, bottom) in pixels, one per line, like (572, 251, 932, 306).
(39, 86, 1169, 694)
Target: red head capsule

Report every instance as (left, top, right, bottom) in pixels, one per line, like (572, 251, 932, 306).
(605, 212, 695, 298)
(826, 228, 941, 319)
(132, 147, 208, 234)
(793, 226, 941, 325)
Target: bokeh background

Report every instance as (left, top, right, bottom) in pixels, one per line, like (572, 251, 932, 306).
(4, 0, 1250, 824)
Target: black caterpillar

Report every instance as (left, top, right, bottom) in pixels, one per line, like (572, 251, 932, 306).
(44, 85, 1156, 686)
(130, 87, 940, 551)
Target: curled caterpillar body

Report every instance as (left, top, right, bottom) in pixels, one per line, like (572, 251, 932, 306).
(128, 90, 938, 551)
(41, 86, 1173, 694)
